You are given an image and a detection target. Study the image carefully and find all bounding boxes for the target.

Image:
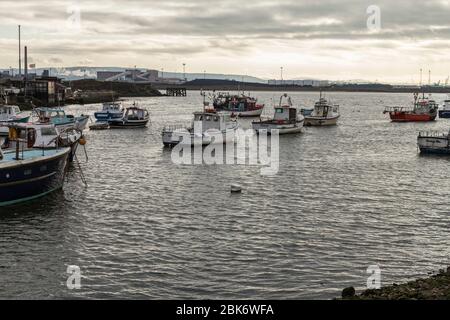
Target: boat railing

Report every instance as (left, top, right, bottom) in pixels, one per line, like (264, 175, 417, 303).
(418, 131, 450, 138)
(162, 124, 189, 132)
(383, 106, 413, 113)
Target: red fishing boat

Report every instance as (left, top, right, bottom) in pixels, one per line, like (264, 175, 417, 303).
(383, 93, 438, 122)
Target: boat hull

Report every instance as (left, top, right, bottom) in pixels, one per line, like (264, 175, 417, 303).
(388, 112, 436, 122)
(162, 129, 236, 147)
(439, 110, 450, 119)
(109, 119, 149, 128)
(94, 112, 123, 122)
(252, 120, 304, 135)
(0, 148, 70, 207)
(304, 116, 339, 126)
(418, 136, 450, 154)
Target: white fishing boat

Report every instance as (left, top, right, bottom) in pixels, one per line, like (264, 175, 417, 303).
(162, 112, 239, 147)
(304, 93, 340, 126)
(417, 130, 450, 154)
(252, 94, 304, 134)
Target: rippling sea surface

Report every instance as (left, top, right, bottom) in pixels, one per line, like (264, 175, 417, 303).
(1, 91, 450, 300)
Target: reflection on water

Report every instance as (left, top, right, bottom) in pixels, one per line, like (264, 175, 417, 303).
(1, 92, 450, 299)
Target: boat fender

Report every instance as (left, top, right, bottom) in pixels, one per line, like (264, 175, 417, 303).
(79, 137, 87, 146)
(8, 127, 17, 140)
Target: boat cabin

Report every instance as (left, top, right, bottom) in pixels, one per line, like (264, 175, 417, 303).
(0, 105, 22, 121)
(34, 108, 74, 124)
(193, 112, 232, 130)
(1, 123, 59, 149)
(273, 106, 298, 122)
(313, 99, 339, 117)
(125, 107, 148, 120)
(102, 102, 122, 111)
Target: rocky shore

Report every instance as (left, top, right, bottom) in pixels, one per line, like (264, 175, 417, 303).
(341, 267, 450, 300)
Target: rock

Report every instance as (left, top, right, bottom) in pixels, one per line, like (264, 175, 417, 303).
(342, 287, 356, 298)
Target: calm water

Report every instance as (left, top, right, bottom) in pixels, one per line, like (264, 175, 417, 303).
(1, 91, 450, 300)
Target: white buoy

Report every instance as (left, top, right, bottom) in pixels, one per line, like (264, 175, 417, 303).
(231, 184, 242, 194)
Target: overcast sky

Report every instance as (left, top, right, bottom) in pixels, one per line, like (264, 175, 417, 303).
(1, 0, 450, 83)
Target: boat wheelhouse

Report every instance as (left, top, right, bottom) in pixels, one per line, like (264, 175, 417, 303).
(252, 94, 305, 135)
(1, 123, 83, 163)
(162, 112, 239, 147)
(304, 95, 340, 126)
(94, 101, 124, 122)
(383, 93, 438, 122)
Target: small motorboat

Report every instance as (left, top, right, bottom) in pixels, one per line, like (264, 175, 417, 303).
(94, 101, 124, 122)
(252, 94, 305, 135)
(439, 100, 450, 119)
(383, 92, 438, 122)
(33, 107, 89, 131)
(304, 93, 340, 126)
(212, 92, 265, 117)
(0, 137, 71, 207)
(109, 105, 150, 128)
(417, 130, 450, 154)
(162, 112, 239, 147)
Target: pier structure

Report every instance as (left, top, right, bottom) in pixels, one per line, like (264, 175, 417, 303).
(166, 88, 187, 97)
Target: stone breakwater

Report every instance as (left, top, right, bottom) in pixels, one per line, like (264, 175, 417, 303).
(341, 267, 450, 300)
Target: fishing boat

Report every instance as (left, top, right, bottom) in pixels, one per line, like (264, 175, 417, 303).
(33, 107, 89, 131)
(162, 112, 239, 147)
(0, 132, 71, 207)
(417, 130, 450, 154)
(304, 94, 340, 126)
(383, 93, 438, 122)
(0, 104, 30, 136)
(109, 105, 150, 128)
(439, 100, 450, 119)
(252, 94, 305, 134)
(94, 101, 124, 122)
(212, 92, 264, 117)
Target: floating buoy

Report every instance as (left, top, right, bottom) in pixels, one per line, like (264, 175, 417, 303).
(231, 185, 242, 194)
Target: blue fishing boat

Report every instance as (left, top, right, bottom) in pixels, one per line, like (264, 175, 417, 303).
(33, 107, 89, 132)
(0, 142, 71, 207)
(94, 102, 124, 122)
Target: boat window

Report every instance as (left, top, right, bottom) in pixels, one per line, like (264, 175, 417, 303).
(205, 116, 211, 121)
(213, 116, 219, 122)
(276, 108, 284, 113)
(41, 127, 57, 136)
